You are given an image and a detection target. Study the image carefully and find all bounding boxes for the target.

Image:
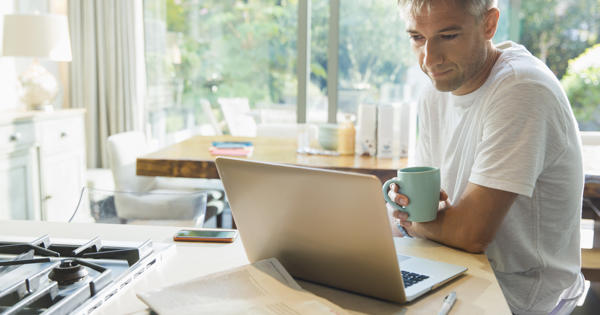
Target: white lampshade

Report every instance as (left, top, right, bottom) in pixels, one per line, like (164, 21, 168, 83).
(2, 14, 72, 62)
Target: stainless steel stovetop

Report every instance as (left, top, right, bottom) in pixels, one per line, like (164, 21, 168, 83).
(0, 235, 172, 315)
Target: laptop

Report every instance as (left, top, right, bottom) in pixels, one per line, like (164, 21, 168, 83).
(215, 157, 466, 303)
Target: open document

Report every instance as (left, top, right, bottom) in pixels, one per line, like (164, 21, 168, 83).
(136, 258, 349, 315)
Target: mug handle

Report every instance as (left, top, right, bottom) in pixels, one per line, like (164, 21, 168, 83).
(382, 178, 405, 211)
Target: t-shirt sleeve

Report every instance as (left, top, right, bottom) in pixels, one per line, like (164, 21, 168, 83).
(469, 82, 566, 197)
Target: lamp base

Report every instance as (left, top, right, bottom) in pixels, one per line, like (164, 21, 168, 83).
(29, 104, 55, 112)
(18, 60, 59, 110)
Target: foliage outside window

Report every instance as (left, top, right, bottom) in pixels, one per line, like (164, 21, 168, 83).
(518, 0, 600, 130)
(561, 45, 600, 130)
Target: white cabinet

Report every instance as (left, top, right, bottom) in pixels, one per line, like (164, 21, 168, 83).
(0, 120, 39, 220)
(38, 116, 86, 221)
(0, 109, 86, 221)
(0, 147, 39, 220)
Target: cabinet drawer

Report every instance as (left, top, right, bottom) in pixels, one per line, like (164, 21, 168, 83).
(0, 122, 36, 151)
(39, 118, 85, 152)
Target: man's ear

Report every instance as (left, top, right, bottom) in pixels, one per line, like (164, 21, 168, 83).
(483, 8, 500, 40)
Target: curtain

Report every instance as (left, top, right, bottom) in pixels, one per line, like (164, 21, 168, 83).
(68, 0, 146, 168)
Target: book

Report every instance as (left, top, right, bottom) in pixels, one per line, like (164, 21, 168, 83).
(211, 141, 253, 148)
(137, 258, 348, 315)
(209, 141, 254, 157)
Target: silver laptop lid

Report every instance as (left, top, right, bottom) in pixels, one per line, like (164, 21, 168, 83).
(215, 157, 406, 303)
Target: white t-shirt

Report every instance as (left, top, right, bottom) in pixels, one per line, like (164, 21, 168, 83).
(415, 41, 584, 315)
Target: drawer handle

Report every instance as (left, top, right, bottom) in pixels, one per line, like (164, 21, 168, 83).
(43, 195, 53, 201)
(60, 132, 68, 138)
(9, 133, 21, 142)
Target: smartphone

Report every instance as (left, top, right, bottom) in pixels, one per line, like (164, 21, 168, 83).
(173, 229, 238, 243)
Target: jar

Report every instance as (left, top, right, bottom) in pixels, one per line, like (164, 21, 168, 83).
(337, 115, 355, 155)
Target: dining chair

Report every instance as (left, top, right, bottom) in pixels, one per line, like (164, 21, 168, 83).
(256, 123, 299, 138)
(82, 187, 207, 227)
(217, 97, 257, 136)
(106, 131, 226, 227)
(200, 99, 223, 136)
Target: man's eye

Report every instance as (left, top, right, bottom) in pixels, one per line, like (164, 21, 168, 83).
(410, 35, 424, 41)
(441, 34, 458, 40)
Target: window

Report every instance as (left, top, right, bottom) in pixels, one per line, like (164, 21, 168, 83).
(144, 0, 297, 143)
(335, 1, 413, 121)
(143, 0, 600, 143)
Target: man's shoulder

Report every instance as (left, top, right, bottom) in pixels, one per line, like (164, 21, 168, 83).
(492, 42, 560, 89)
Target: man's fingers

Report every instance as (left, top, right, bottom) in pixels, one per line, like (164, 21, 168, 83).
(393, 210, 409, 221)
(440, 189, 448, 201)
(399, 220, 412, 231)
(386, 203, 410, 222)
(387, 189, 408, 207)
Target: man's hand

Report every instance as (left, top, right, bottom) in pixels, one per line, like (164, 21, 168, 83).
(387, 181, 517, 253)
(386, 183, 449, 238)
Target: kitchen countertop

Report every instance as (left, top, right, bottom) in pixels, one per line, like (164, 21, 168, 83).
(0, 220, 511, 314)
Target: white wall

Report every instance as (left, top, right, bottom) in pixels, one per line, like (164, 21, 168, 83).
(0, 2, 19, 110)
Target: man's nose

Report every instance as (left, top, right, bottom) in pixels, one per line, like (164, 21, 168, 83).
(422, 40, 443, 68)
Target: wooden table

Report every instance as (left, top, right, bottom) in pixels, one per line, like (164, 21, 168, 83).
(138, 136, 600, 195)
(0, 220, 512, 314)
(137, 136, 407, 182)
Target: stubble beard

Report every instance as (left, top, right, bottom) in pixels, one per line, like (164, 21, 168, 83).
(423, 48, 488, 93)
(426, 66, 464, 92)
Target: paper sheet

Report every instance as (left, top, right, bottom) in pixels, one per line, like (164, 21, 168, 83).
(136, 258, 348, 315)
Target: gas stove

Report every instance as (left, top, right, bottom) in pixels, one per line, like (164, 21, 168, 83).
(0, 235, 172, 314)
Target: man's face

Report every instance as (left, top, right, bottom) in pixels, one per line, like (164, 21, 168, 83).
(405, 1, 489, 95)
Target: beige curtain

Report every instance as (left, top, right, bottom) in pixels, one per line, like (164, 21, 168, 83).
(68, 0, 146, 168)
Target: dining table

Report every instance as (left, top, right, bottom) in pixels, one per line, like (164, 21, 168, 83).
(137, 135, 600, 194)
(136, 135, 407, 183)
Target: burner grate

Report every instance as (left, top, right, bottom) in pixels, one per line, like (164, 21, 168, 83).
(0, 235, 157, 315)
(0, 235, 153, 266)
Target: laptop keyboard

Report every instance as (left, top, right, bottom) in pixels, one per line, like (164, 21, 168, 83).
(401, 270, 429, 287)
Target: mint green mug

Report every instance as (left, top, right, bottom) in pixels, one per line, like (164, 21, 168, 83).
(382, 166, 440, 222)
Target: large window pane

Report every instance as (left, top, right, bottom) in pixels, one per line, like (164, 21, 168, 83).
(336, 0, 413, 119)
(144, 0, 298, 143)
(308, 0, 329, 123)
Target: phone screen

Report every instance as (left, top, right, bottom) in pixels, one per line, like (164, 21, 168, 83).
(173, 229, 237, 242)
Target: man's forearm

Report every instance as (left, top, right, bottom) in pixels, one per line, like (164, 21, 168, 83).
(414, 207, 489, 253)
(411, 183, 517, 253)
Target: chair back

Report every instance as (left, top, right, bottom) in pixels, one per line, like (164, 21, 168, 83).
(106, 131, 155, 192)
(218, 97, 257, 136)
(581, 131, 600, 146)
(256, 123, 299, 138)
(84, 187, 207, 227)
(201, 99, 223, 136)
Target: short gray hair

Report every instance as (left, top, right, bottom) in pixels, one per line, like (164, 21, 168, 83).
(397, 0, 497, 20)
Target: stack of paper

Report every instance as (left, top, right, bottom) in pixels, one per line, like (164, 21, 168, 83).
(137, 258, 348, 314)
(209, 141, 254, 157)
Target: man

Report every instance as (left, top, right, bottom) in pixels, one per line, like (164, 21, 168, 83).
(386, 0, 585, 314)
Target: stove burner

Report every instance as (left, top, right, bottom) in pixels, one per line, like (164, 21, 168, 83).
(48, 259, 89, 285)
(0, 235, 158, 315)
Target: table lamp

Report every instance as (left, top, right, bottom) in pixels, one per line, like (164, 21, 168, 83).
(1, 14, 72, 111)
